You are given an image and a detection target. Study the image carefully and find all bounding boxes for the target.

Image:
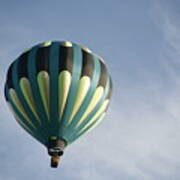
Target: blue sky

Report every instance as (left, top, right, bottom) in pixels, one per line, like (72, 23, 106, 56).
(1, 0, 180, 179)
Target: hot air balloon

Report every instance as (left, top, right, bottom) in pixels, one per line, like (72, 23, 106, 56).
(4, 41, 112, 168)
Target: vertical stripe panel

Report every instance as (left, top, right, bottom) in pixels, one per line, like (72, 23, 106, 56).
(27, 46, 49, 142)
(58, 71, 72, 118)
(37, 71, 50, 119)
(49, 42, 60, 135)
(59, 44, 83, 138)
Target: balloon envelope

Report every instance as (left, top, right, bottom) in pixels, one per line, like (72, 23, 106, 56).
(4, 41, 112, 147)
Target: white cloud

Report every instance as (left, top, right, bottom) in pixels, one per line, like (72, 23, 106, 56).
(1, 1, 180, 180)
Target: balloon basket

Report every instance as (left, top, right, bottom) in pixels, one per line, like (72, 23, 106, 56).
(51, 156, 60, 168)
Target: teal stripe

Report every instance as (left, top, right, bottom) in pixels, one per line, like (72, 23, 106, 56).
(59, 43, 83, 139)
(27, 46, 50, 143)
(49, 42, 60, 135)
(63, 56, 101, 141)
(69, 77, 110, 143)
(69, 112, 104, 143)
(5, 85, 46, 145)
(12, 59, 42, 131)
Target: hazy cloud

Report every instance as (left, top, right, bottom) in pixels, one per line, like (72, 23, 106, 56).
(1, 1, 180, 180)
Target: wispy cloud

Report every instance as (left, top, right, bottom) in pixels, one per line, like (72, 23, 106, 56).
(152, 0, 180, 82)
(1, 1, 180, 180)
(129, 1, 180, 179)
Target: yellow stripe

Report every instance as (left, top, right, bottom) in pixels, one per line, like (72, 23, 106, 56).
(58, 71, 71, 118)
(42, 41, 52, 47)
(67, 76, 90, 124)
(37, 71, 50, 120)
(9, 89, 36, 129)
(61, 41, 72, 47)
(77, 113, 106, 136)
(76, 86, 104, 127)
(81, 46, 92, 53)
(20, 77, 41, 124)
(77, 100, 109, 131)
(7, 102, 35, 134)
